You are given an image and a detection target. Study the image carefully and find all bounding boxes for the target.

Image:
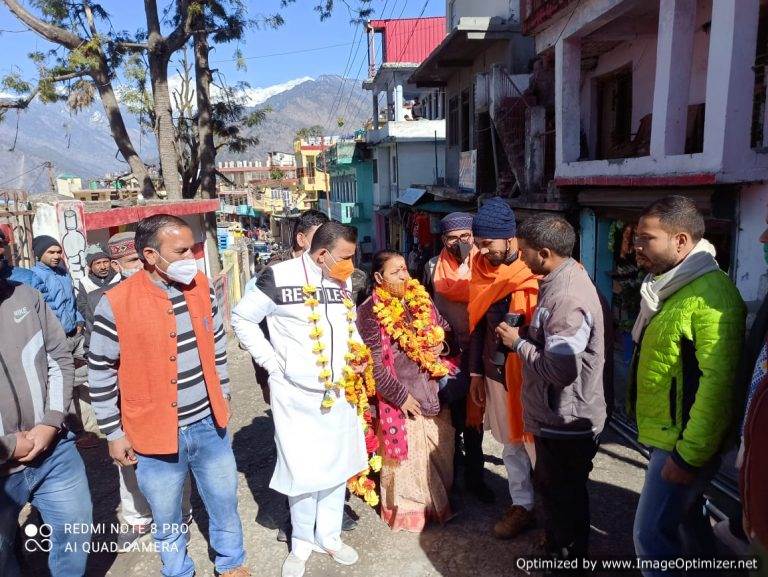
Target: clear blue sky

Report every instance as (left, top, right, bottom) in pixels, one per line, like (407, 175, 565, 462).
(0, 0, 445, 90)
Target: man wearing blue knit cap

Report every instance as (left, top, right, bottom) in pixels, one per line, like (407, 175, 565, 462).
(467, 197, 539, 540)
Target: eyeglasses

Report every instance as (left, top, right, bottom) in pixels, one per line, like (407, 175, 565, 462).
(444, 233, 472, 246)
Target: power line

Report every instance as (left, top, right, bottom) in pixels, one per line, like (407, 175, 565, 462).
(395, 0, 429, 62)
(0, 162, 48, 187)
(346, 0, 418, 126)
(346, 0, 428, 123)
(332, 0, 394, 128)
(323, 25, 366, 128)
(210, 42, 353, 63)
(339, 44, 369, 123)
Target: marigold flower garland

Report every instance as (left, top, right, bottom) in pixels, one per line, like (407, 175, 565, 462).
(372, 278, 450, 378)
(302, 284, 381, 507)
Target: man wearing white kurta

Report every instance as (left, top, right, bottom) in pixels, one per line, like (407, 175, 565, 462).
(232, 222, 367, 577)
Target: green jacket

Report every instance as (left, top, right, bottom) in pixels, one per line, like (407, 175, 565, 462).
(629, 270, 746, 470)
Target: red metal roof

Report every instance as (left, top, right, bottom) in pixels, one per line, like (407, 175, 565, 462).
(84, 199, 219, 230)
(368, 17, 446, 64)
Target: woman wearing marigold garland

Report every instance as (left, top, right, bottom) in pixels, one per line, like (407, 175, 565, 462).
(357, 250, 455, 532)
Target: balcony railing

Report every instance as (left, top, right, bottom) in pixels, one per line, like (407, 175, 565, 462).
(297, 167, 316, 179)
(318, 199, 359, 223)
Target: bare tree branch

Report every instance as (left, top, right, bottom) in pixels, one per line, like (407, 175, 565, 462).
(166, 0, 193, 53)
(82, 1, 99, 38)
(115, 41, 149, 51)
(2, 0, 84, 49)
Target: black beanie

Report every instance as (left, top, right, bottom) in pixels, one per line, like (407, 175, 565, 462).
(33, 235, 61, 260)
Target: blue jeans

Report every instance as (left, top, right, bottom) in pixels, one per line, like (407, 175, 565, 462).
(633, 448, 717, 577)
(0, 432, 92, 577)
(135, 415, 244, 577)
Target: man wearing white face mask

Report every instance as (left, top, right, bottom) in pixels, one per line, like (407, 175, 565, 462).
(88, 215, 249, 577)
(85, 231, 194, 552)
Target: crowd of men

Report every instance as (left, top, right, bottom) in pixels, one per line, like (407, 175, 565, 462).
(0, 194, 766, 577)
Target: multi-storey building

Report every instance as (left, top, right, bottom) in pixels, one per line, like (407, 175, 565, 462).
(363, 17, 448, 252)
(293, 136, 336, 207)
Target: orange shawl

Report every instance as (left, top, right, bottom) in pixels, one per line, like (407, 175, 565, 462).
(433, 246, 478, 303)
(467, 254, 539, 444)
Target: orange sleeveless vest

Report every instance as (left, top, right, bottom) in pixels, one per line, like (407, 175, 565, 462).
(105, 270, 229, 455)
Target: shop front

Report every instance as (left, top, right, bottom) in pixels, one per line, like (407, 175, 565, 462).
(577, 187, 738, 414)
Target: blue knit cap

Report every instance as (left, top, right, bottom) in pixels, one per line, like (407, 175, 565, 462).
(440, 212, 473, 234)
(472, 197, 516, 239)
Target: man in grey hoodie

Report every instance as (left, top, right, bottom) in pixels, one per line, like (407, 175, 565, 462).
(0, 272, 92, 576)
(497, 214, 606, 568)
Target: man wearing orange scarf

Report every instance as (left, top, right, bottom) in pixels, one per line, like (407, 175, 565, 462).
(424, 212, 493, 503)
(467, 197, 539, 540)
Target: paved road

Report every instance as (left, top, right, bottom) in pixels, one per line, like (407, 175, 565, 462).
(20, 344, 648, 577)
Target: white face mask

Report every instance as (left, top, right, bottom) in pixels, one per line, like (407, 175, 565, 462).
(120, 265, 142, 278)
(158, 255, 198, 285)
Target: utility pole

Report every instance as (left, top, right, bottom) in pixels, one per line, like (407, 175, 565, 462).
(46, 161, 55, 193)
(322, 146, 332, 219)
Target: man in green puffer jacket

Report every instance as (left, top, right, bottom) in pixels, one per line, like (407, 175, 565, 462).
(630, 196, 746, 576)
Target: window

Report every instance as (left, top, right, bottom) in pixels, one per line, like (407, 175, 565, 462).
(448, 96, 459, 147)
(391, 151, 398, 185)
(596, 66, 633, 160)
(461, 88, 471, 152)
(372, 159, 378, 184)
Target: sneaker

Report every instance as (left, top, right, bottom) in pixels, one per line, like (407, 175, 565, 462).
(281, 553, 306, 577)
(115, 524, 151, 553)
(220, 567, 251, 577)
(323, 542, 359, 566)
(493, 505, 534, 540)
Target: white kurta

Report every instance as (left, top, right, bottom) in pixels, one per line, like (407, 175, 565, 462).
(232, 253, 367, 496)
(484, 376, 511, 444)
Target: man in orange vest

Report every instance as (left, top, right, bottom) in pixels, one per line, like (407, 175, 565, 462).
(467, 197, 539, 540)
(88, 214, 248, 577)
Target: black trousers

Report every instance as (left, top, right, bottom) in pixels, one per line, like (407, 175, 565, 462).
(442, 351, 486, 484)
(533, 435, 598, 559)
(450, 394, 485, 483)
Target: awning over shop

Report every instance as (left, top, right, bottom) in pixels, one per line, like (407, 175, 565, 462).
(396, 187, 429, 206)
(409, 18, 518, 87)
(577, 188, 726, 217)
(427, 185, 476, 203)
(414, 200, 474, 214)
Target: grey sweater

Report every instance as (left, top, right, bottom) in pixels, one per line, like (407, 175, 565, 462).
(0, 280, 74, 472)
(515, 258, 607, 438)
